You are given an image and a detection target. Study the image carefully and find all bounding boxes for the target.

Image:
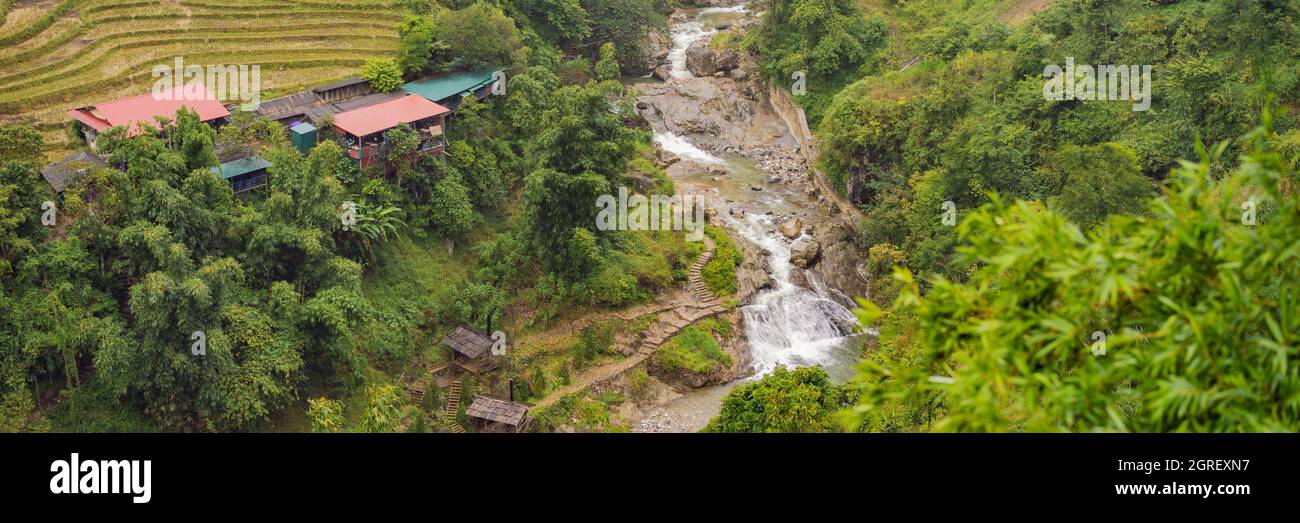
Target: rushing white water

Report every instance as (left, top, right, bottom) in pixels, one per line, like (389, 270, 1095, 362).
(652, 3, 861, 382)
(631, 4, 861, 431)
(727, 213, 860, 379)
(654, 130, 724, 164)
(667, 5, 748, 78)
(668, 21, 713, 78)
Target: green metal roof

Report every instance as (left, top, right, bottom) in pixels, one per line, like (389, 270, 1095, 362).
(211, 156, 271, 180)
(402, 67, 505, 103)
(290, 122, 316, 133)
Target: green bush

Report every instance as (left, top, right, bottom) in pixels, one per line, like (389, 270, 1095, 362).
(849, 118, 1300, 432)
(654, 320, 732, 375)
(362, 58, 405, 92)
(701, 226, 740, 296)
(704, 366, 851, 433)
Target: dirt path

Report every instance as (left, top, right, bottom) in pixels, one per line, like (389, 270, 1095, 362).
(529, 234, 726, 411)
(999, 0, 1051, 24)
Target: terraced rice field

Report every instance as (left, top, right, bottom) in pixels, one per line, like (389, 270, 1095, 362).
(0, 0, 403, 159)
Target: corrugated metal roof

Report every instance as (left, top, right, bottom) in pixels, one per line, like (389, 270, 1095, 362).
(330, 91, 406, 113)
(312, 77, 369, 93)
(465, 397, 529, 426)
(331, 94, 449, 138)
(210, 156, 271, 180)
(402, 67, 504, 104)
(68, 83, 230, 135)
(255, 90, 318, 120)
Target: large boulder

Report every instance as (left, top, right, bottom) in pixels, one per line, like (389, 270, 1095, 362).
(806, 221, 870, 299)
(652, 65, 672, 81)
(714, 49, 740, 72)
(789, 239, 822, 269)
(685, 44, 716, 77)
(636, 26, 672, 76)
(655, 147, 680, 167)
(779, 217, 802, 240)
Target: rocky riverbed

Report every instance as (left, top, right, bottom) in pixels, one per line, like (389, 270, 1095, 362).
(618, 4, 870, 432)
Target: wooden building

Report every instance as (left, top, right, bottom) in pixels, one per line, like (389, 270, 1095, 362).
(440, 326, 500, 376)
(67, 83, 230, 150)
(40, 151, 107, 194)
(331, 94, 449, 171)
(311, 77, 373, 103)
(210, 156, 271, 194)
(464, 396, 531, 432)
(254, 77, 403, 129)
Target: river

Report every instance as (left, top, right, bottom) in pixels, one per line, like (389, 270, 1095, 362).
(629, 4, 862, 432)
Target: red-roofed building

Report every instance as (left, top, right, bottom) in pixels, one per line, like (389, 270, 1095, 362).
(330, 94, 449, 170)
(68, 83, 231, 149)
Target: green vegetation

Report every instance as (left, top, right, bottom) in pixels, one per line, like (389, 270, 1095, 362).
(362, 58, 405, 92)
(654, 318, 732, 375)
(705, 366, 853, 433)
(851, 118, 1300, 432)
(701, 225, 740, 297)
(812, 0, 1300, 281)
(531, 391, 629, 432)
(744, 0, 890, 124)
(737, 0, 1300, 433)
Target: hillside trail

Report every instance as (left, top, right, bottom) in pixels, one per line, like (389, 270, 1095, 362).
(527, 234, 726, 411)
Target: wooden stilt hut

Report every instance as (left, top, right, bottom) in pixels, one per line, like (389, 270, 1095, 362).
(440, 326, 501, 376)
(464, 396, 531, 433)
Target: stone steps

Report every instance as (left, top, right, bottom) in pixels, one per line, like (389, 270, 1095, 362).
(529, 232, 732, 414)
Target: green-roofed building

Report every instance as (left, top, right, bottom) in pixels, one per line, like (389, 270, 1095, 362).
(211, 156, 271, 194)
(290, 122, 317, 156)
(402, 67, 506, 111)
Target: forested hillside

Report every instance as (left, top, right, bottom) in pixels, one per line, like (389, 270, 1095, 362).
(711, 0, 1300, 432)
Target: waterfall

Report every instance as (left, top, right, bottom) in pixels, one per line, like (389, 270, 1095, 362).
(667, 5, 748, 78)
(653, 2, 860, 381)
(654, 130, 724, 164)
(727, 212, 860, 379)
(668, 21, 714, 78)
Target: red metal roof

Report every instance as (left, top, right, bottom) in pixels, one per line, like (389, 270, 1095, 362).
(331, 94, 449, 137)
(67, 83, 230, 135)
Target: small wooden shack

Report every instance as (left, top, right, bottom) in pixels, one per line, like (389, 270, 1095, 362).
(40, 151, 107, 194)
(464, 396, 530, 432)
(211, 156, 271, 194)
(311, 77, 372, 103)
(440, 326, 500, 375)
